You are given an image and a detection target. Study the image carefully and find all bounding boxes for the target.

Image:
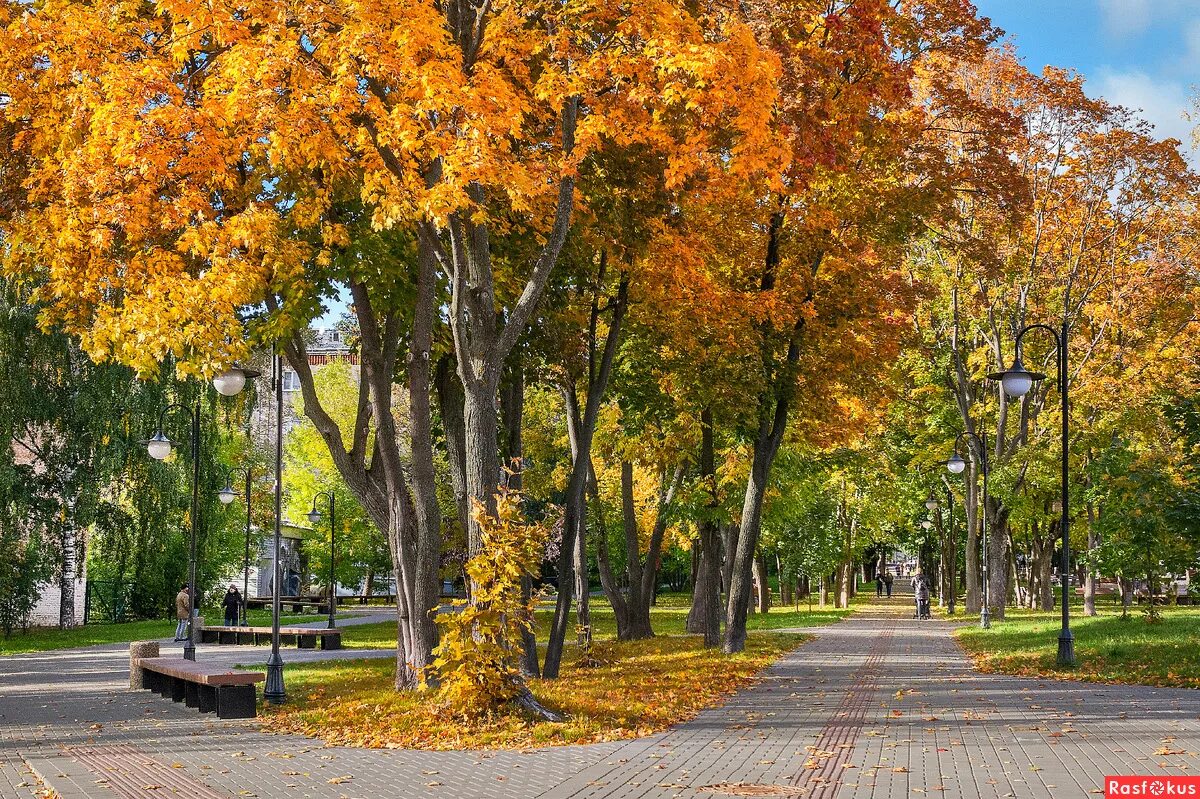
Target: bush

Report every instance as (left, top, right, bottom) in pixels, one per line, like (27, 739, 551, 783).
(432, 490, 549, 715)
(0, 524, 46, 636)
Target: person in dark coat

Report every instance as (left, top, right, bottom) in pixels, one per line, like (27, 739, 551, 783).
(883, 572, 894, 598)
(222, 585, 242, 627)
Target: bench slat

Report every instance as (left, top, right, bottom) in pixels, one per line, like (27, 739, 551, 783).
(135, 657, 265, 687)
(201, 626, 340, 636)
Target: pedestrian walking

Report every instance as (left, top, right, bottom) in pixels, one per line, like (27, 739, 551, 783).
(883, 572, 894, 598)
(876, 575, 884, 597)
(222, 585, 241, 627)
(174, 585, 190, 641)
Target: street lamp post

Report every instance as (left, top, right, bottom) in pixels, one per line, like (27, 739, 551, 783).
(218, 468, 254, 626)
(264, 352, 287, 705)
(148, 365, 258, 661)
(988, 322, 1075, 667)
(945, 431, 990, 629)
(307, 491, 337, 630)
(148, 402, 201, 661)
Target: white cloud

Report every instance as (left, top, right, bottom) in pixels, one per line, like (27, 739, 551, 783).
(1098, 0, 1158, 40)
(1093, 69, 1197, 162)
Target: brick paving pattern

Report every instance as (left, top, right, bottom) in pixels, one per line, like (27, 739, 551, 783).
(3, 601, 1200, 798)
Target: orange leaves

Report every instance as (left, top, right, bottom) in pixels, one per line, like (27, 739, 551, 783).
(0, 0, 780, 374)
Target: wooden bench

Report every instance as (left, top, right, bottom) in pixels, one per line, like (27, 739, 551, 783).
(134, 657, 264, 719)
(199, 625, 342, 650)
(244, 598, 331, 614)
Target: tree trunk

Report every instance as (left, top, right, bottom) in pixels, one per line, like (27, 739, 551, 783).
(434, 355, 470, 537)
(59, 523, 77, 629)
(778, 554, 792, 606)
(1036, 533, 1054, 610)
(500, 362, 540, 677)
(1119, 575, 1132, 618)
(985, 494, 1009, 621)
(964, 468, 981, 614)
(573, 512, 591, 646)
(1083, 500, 1098, 617)
(283, 254, 441, 692)
(686, 409, 722, 646)
(752, 554, 770, 614)
(724, 433, 781, 653)
(542, 268, 628, 679)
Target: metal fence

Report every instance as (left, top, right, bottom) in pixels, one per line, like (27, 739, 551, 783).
(83, 580, 135, 624)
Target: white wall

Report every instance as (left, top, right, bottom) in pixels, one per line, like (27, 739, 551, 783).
(29, 578, 87, 627)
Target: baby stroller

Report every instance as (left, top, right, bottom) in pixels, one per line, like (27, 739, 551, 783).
(914, 578, 932, 620)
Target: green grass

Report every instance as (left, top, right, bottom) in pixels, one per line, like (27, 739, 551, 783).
(0, 609, 326, 655)
(335, 597, 851, 650)
(956, 604, 1200, 687)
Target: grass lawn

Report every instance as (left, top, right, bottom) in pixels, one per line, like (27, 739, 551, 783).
(956, 604, 1200, 688)
(259, 601, 850, 749)
(0, 609, 326, 655)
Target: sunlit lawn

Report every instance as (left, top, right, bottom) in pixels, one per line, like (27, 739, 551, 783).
(261, 599, 851, 749)
(956, 603, 1200, 688)
(0, 609, 326, 655)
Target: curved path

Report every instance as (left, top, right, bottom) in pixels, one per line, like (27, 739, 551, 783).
(3, 601, 1199, 798)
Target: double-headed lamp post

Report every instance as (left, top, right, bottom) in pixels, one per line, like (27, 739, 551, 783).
(306, 491, 337, 630)
(988, 322, 1075, 667)
(945, 431, 990, 629)
(218, 468, 255, 626)
(147, 365, 259, 661)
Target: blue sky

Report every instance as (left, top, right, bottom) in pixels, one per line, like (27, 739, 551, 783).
(975, 0, 1199, 160)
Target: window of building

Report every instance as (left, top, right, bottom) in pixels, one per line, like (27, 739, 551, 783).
(281, 370, 300, 392)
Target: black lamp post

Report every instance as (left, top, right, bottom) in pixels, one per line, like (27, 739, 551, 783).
(988, 322, 1074, 667)
(945, 430, 990, 628)
(263, 352, 287, 705)
(148, 365, 259, 661)
(307, 491, 337, 630)
(218, 467, 255, 626)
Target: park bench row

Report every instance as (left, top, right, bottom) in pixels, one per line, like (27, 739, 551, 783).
(199, 625, 341, 649)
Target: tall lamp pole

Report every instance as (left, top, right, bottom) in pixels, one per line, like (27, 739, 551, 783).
(945, 430, 990, 628)
(148, 365, 258, 661)
(218, 468, 255, 626)
(988, 322, 1074, 667)
(264, 351, 287, 705)
(307, 491, 337, 630)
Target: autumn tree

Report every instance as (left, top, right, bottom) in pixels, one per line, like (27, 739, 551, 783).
(0, 0, 777, 691)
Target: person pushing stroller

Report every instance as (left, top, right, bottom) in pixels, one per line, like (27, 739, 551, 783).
(914, 576, 932, 620)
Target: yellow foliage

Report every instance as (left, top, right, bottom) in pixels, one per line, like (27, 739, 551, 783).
(432, 490, 548, 716)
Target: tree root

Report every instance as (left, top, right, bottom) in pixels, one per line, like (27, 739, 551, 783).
(514, 686, 565, 722)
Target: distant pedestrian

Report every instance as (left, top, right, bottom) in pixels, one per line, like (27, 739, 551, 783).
(883, 573, 894, 598)
(174, 585, 190, 641)
(222, 585, 242, 627)
(876, 576, 884, 597)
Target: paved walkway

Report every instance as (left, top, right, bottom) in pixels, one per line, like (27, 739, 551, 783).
(4, 600, 1200, 798)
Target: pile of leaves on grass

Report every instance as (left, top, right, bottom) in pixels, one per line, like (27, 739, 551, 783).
(259, 632, 802, 750)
